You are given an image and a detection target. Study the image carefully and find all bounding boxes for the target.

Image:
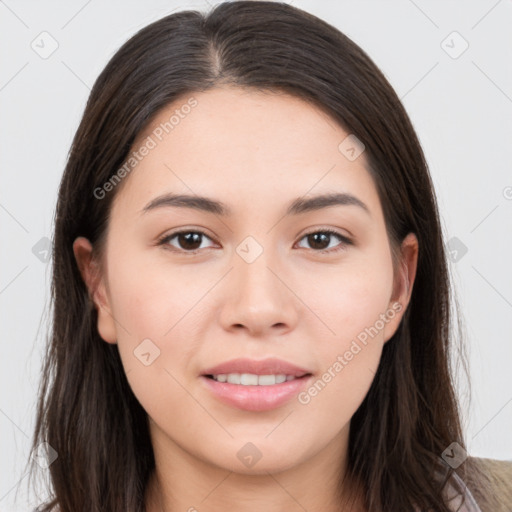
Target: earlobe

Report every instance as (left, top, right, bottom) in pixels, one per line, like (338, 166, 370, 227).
(392, 233, 418, 307)
(72, 237, 117, 344)
(384, 233, 419, 343)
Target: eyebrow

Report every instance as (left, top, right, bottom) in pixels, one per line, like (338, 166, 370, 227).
(141, 191, 370, 217)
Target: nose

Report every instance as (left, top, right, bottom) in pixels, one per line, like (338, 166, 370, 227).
(218, 247, 299, 337)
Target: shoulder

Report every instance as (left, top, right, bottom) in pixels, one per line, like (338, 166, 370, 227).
(460, 456, 512, 512)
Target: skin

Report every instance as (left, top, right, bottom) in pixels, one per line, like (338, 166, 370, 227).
(73, 86, 418, 512)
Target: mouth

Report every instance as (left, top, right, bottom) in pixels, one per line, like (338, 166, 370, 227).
(200, 357, 313, 380)
(200, 371, 313, 412)
(203, 373, 311, 385)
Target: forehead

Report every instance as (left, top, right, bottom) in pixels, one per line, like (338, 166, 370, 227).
(112, 86, 381, 221)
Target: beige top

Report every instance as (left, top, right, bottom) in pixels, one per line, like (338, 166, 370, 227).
(412, 465, 483, 512)
(445, 471, 483, 511)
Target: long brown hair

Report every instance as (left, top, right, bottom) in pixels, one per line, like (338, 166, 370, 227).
(26, 1, 488, 510)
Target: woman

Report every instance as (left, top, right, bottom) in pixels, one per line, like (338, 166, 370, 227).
(27, 1, 511, 511)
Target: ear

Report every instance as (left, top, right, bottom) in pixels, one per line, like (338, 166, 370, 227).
(72, 236, 117, 344)
(383, 232, 419, 343)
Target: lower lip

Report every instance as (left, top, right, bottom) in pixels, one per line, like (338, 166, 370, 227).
(200, 375, 312, 412)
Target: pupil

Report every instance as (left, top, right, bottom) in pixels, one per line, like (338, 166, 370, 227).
(179, 232, 202, 250)
(309, 232, 329, 250)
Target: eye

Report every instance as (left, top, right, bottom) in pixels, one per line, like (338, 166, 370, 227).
(296, 229, 352, 254)
(157, 228, 352, 255)
(157, 230, 216, 253)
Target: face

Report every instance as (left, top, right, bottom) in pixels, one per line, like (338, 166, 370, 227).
(74, 86, 417, 476)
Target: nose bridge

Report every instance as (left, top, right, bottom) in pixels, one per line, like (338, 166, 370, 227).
(235, 235, 283, 307)
(220, 234, 297, 333)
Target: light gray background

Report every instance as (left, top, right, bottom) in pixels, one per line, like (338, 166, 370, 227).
(1, 0, 511, 510)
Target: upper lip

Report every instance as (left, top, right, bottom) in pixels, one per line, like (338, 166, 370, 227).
(201, 358, 312, 377)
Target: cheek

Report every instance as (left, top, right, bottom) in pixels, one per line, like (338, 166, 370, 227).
(106, 246, 208, 338)
(297, 343, 381, 438)
(297, 257, 392, 416)
(298, 276, 390, 419)
(109, 272, 200, 429)
(105, 251, 212, 413)
(304, 255, 394, 344)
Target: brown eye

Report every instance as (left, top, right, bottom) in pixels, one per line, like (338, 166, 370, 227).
(297, 229, 352, 253)
(158, 228, 352, 255)
(159, 230, 215, 252)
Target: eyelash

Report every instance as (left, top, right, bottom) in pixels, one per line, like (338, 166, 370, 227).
(157, 228, 353, 255)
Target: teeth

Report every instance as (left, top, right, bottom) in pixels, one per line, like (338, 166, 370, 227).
(227, 373, 240, 384)
(212, 373, 297, 385)
(240, 373, 258, 385)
